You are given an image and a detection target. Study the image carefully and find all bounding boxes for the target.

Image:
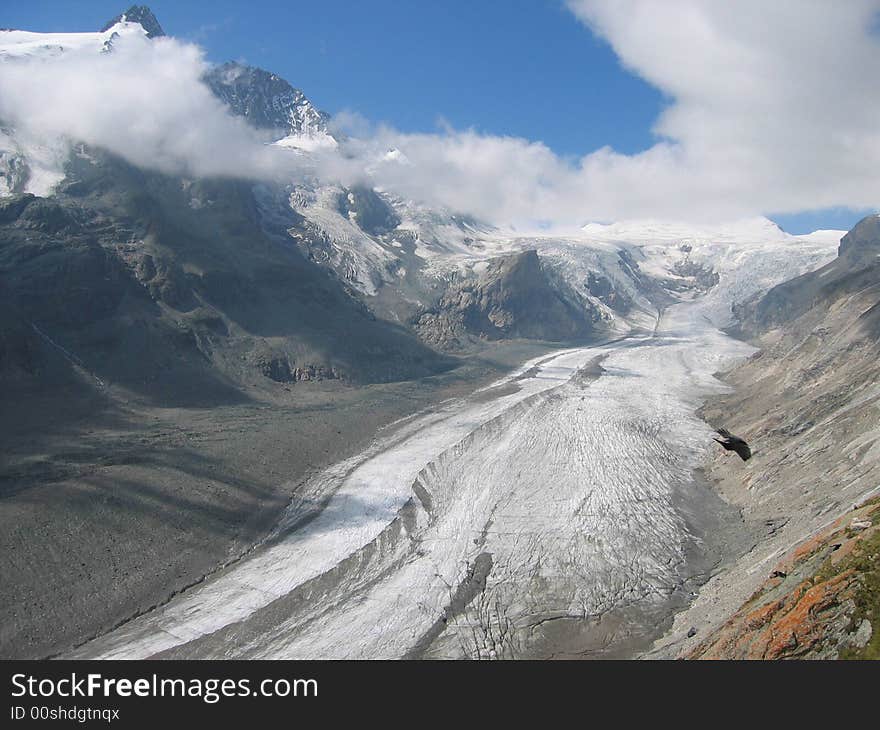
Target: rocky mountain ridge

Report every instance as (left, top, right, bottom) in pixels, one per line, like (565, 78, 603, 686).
(203, 61, 331, 140)
(101, 5, 165, 38)
(413, 249, 600, 349)
(653, 213, 880, 660)
(0, 5, 718, 359)
(0, 149, 453, 408)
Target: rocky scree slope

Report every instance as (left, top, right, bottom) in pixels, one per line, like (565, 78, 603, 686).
(0, 149, 452, 409)
(687, 495, 879, 659)
(672, 215, 880, 659)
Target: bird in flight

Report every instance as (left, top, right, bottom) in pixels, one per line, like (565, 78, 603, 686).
(713, 428, 752, 461)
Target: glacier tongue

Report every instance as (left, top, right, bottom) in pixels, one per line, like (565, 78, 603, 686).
(219, 305, 753, 660)
(66, 229, 844, 660)
(71, 303, 748, 659)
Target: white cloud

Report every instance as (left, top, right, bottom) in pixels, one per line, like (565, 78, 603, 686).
(357, 0, 880, 225)
(0, 32, 307, 182)
(4, 3, 880, 227)
(561, 0, 880, 218)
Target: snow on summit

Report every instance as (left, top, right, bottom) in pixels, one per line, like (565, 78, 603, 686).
(0, 21, 150, 59)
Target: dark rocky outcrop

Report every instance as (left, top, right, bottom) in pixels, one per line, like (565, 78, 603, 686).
(0, 194, 35, 224)
(16, 198, 84, 234)
(101, 5, 165, 38)
(617, 249, 676, 310)
(415, 250, 599, 349)
(838, 213, 880, 264)
(337, 186, 400, 236)
(733, 214, 880, 337)
(0, 151, 453, 407)
(203, 62, 330, 138)
(671, 258, 719, 290)
(586, 271, 633, 313)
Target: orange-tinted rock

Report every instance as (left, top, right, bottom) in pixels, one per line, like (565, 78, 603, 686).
(686, 498, 879, 660)
(762, 572, 857, 659)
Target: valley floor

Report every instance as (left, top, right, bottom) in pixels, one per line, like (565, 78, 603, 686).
(0, 341, 552, 659)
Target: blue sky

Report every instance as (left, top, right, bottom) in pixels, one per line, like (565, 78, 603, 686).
(3, 1, 874, 232)
(5, 1, 664, 155)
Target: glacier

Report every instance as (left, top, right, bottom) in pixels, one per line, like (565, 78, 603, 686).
(67, 225, 843, 659)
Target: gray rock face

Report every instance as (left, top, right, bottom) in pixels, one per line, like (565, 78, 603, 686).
(199, 55, 611, 354)
(837, 213, 880, 264)
(98, 10, 325, 141)
(253, 351, 340, 384)
(0, 194, 35, 224)
(666, 214, 880, 660)
(415, 249, 598, 349)
(671, 258, 719, 290)
(0, 150, 29, 197)
(587, 270, 633, 313)
(0, 151, 453, 406)
(733, 214, 880, 335)
(203, 62, 330, 138)
(101, 6, 165, 38)
(337, 186, 400, 236)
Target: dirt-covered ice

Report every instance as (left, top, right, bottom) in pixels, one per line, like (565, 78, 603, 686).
(69, 302, 750, 659)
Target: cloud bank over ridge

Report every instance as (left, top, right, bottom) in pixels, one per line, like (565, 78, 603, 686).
(2, 1, 880, 226)
(0, 32, 308, 183)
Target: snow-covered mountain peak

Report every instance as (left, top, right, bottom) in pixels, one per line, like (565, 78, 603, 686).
(580, 216, 792, 246)
(0, 21, 148, 60)
(203, 61, 333, 146)
(0, 6, 164, 61)
(0, 13, 162, 196)
(101, 6, 165, 39)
